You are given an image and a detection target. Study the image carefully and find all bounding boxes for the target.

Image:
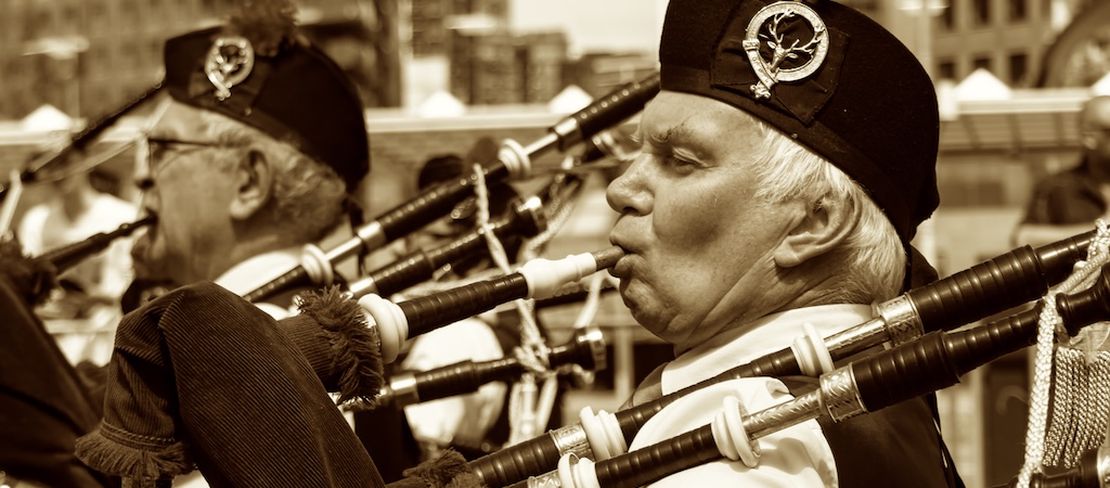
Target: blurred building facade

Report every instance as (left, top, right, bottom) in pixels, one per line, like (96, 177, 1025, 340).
(448, 29, 567, 104)
(933, 0, 1064, 86)
(562, 52, 658, 98)
(835, 0, 1094, 86)
(0, 0, 401, 119)
(410, 0, 508, 57)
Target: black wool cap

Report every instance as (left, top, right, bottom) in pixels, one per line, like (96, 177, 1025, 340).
(660, 0, 939, 244)
(163, 4, 369, 193)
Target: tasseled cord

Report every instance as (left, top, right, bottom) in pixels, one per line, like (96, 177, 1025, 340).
(385, 450, 484, 488)
(75, 424, 192, 488)
(295, 286, 385, 404)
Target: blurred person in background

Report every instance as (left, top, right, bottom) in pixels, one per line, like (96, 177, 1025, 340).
(1015, 95, 1110, 246)
(17, 169, 137, 364)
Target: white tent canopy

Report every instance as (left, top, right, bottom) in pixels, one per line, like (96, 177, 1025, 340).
(20, 104, 73, 132)
(954, 69, 1012, 101)
(547, 84, 593, 114)
(416, 91, 466, 118)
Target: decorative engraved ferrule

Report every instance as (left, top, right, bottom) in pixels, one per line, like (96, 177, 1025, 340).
(527, 471, 563, 488)
(551, 424, 593, 459)
(875, 295, 924, 346)
(819, 367, 865, 422)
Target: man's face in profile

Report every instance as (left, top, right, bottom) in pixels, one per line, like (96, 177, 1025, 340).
(605, 91, 800, 351)
(131, 101, 240, 284)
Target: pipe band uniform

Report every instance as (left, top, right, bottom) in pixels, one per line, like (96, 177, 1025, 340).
(20, 0, 1053, 486)
(522, 264, 1110, 488)
(71, 1, 390, 486)
(573, 0, 949, 486)
(468, 229, 1096, 487)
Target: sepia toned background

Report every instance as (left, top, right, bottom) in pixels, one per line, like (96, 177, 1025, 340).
(2, 1, 1109, 486)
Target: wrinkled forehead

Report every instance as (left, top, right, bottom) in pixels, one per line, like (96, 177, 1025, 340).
(639, 91, 766, 151)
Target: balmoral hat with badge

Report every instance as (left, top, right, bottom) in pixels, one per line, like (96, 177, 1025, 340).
(163, 0, 370, 193)
(660, 0, 940, 251)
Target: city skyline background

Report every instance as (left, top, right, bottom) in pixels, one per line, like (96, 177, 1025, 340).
(2, 0, 1105, 121)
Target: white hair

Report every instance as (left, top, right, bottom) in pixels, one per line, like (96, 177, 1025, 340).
(748, 119, 905, 303)
(203, 112, 348, 243)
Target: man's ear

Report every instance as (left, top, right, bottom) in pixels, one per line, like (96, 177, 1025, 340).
(228, 149, 274, 221)
(773, 196, 860, 268)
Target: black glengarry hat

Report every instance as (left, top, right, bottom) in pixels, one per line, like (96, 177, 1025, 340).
(660, 0, 939, 244)
(163, 0, 369, 193)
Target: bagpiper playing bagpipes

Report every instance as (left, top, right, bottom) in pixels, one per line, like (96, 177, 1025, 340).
(60, 0, 1110, 487)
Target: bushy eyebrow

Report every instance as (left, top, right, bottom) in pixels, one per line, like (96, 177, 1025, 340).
(645, 115, 697, 148)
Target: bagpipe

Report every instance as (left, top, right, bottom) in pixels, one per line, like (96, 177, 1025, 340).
(462, 230, 1095, 487)
(242, 73, 660, 304)
(0, 216, 157, 307)
(510, 257, 1110, 488)
(345, 196, 547, 300)
(365, 326, 606, 411)
(360, 247, 622, 364)
(0, 82, 163, 304)
(0, 82, 163, 203)
(39, 217, 156, 275)
(996, 442, 1110, 488)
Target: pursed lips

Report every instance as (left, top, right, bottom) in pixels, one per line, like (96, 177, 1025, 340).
(607, 233, 641, 280)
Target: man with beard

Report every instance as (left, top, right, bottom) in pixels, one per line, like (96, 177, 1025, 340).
(604, 0, 960, 486)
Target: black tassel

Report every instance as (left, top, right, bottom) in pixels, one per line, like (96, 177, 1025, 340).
(75, 426, 192, 487)
(385, 450, 484, 488)
(296, 286, 385, 403)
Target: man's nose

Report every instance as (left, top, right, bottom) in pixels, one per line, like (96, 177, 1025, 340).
(606, 155, 653, 216)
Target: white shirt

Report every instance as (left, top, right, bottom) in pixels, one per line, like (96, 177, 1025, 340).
(212, 247, 303, 319)
(402, 316, 506, 448)
(629, 304, 874, 487)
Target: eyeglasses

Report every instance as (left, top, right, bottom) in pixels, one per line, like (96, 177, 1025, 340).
(135, 137, 239, 191)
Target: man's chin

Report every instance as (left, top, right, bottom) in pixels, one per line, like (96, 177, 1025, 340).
(130, 253, 174, 283)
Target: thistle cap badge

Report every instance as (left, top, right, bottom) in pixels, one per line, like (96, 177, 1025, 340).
(204, 36, 255, 101)
(742, 1, 829, 100)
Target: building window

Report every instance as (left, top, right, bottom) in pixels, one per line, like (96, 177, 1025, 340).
(1009, 51, 1028, 85)
(973, 0, 991, 25)
(941, 0, 956, 30)
(1009, 0, 1027, 21)
(938, 59, 958, 80)
(973, 55, 992, 73)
